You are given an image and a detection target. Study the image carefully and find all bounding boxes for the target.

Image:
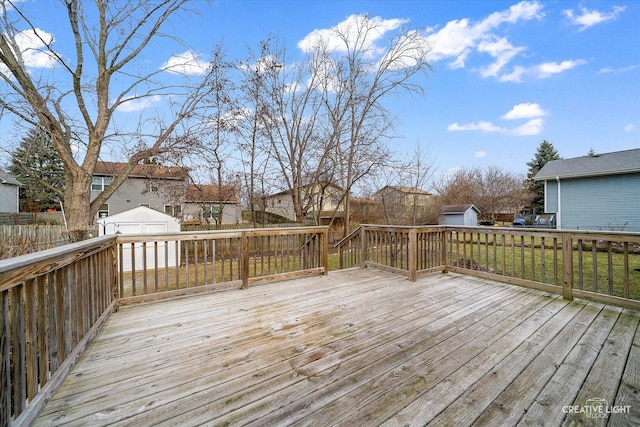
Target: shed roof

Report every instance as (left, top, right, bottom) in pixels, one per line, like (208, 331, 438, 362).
(534, 148, 640, 180)
(439, 204, 480, 214)
(0, 170, 21, 186)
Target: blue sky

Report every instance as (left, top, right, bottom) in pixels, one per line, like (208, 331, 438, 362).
(198, 0, 640, 176)
(1, 0, 638, 178)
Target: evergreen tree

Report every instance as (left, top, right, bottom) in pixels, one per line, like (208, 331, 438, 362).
(525, 140, 560, 213)
(9, 129, 65, 212)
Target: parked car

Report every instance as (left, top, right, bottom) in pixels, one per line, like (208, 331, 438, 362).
(513, 213, 556, 229)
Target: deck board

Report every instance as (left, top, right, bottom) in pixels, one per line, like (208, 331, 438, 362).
(34, 268, 640, 426)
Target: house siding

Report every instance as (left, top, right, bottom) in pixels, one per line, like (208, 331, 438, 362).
(0, 183, 19, 212)
(90, 177, 184, 217)
(544, 180, 559, 214)
(557, 174, 640, 231)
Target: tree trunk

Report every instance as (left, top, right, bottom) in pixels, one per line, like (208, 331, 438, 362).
(64, 170, 93, 242)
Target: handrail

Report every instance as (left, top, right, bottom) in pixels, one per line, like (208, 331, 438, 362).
(0, 226, 328, 425)
(337, 224, 640, 310)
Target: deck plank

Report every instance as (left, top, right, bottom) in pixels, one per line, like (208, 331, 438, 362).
(33, 268, 640, 426)
(565, 309, 640, 426)
(609, 319, 640, 426)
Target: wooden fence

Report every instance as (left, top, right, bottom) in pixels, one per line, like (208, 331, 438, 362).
(0, 225, 70, 260)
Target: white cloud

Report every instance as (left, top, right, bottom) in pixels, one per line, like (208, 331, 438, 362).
(0, 28, 58, 76)
(117, 95, 162, 112)
(161, 51, 209, 75)
(448, 104, 545, 136)
(447, 121, 506, 133)
(500, 59, 586, 82)
(502, 103, 546, 120)
(599, 65, 637, 74)
(298, 14, 408, 56)
(509, 118, 544, 136)
(478, 36, 526, 78)
(563, 5, 626, 31)
(475, 151, 487, 158)
(426, 1, 543, 70)
(624, 124, 635, 132)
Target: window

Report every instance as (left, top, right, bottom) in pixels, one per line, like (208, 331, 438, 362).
(97, 204, 109, 218)
(204, 204, 220, 219)
(139, 203, 150, 208)
(92, 177, 112, 191)
(164, 204, 181, 217)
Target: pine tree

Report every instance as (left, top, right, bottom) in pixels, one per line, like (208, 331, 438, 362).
(526, 140, 560, 213)
(9, 129, 65, 212)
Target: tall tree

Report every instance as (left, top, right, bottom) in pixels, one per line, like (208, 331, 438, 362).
(257, 38, 329, 223)
(0, 0, 216, 241)
(9, 128, 65, 212)
(309, 14, 432, 237)
(526, 140, 561, 213)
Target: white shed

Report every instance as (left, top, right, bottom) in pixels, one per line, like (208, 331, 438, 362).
(98, 206, 180, 272)
(439, 204, 480, 226)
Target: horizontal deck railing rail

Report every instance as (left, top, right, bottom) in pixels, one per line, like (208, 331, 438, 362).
(336, 225, 640, 309)
(0, 226, 327, 426)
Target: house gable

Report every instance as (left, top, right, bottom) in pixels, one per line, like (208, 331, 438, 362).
(91, 162, 188, 218)
(534, 148, 640, 231)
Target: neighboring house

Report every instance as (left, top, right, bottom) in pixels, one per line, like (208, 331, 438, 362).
(0, 170, 20, 213)
(375, 186, 433, 225)
(263, 182, 344, 223)
(534, 148, 640, 231)
(91, 161, 188, 218)
(182, 184, 240, 225)
(439, 204, 480, 226)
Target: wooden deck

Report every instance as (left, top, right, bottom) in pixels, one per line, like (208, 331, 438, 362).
(34, 268, 640, 426)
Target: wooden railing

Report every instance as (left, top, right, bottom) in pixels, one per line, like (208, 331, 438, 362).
(337, 225, 446, 281)
(0, 226, 327, 426)
(0, 236, 118, 426)
(337, 225, 640, 310)
(115, 227, 328, 304)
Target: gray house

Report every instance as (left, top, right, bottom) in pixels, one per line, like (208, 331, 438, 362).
(439, 204, 480, 226)
(0, 170, 20, 213)
(91, 162, 188, 218)
(534, 148, 640, 231)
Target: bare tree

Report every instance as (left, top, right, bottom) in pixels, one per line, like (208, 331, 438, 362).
(434, 166, 527, 223)
(478, 166, 528, 223)
(0, 0, 216, 240)
(310, 14, 432, 237)
(257, 38, 331, 223)
(236, 41, 275, 226)
(191, 44, 238, 226)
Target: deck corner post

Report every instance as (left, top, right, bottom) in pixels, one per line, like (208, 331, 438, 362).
(241, 231, 250, 290)
(109, 243, 119, 302)
(360, 226, 367, 268)
(441, 227, 449, 273)
(408, 228, 417, 282)
(321, 228, 328, 275)
(562, 233, 573, 300)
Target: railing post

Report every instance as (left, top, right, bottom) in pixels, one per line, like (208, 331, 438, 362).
(408, 228, 417, 282)
(562, 232, 573, 300)
(110, 242, 119, 303)
(441, 228, 448, 273)
(241, 231, 249, 289)
(360, 226, 367, 268)
(321, 228, 328, 275)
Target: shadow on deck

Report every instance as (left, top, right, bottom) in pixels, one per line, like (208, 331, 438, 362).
(34, 268, 640, 426)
